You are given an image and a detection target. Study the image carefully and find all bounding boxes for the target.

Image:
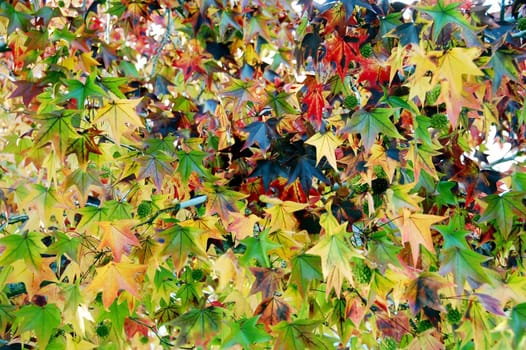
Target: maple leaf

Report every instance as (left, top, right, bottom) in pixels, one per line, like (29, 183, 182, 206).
(0, 231, 46, 270)
(254, 295, 291, 332)
(419, 0, 480, 45)
(260, 194, 308, 232)
(324, 34, 363, 80)
(436, 219, 495, 295)
(173, 40, 208, 81)
(487, 46, 521, 94)
(64, 167, 103, 199)
(9, 80, 46, 106)
(250, 267, 284, 299)
(13, 304, 61, 349)
(175, 150, 209, 182)
(242, 120, 279, 152)
(285, 149, 329, 193)
(66, 128, 104, 168)
(93, 98, 144, 144)
(86, 260, 146, 309)
(250, 159, 288, 190)
(344, 108, 403, 152)
(434, 47, 484, 97)
(394, 209, 445, 266)
(172, 306, 224, 347)
(204, 185, 248, 224)
(273, 319, 333, 350)
(161, 223, 207, 272)
(223, 316, 272, 348)
(33, 110, 78, 160)
(305, 131, 343, 170)
(0, 2, 31, 34)
(478, 192, 526, 240)
(64, 73, 107, 109)
(307, 228, 360, 297)
(98, 220, 140, 262)
(240, 229, 281, 268)
(289, 253, 323, 297)
(136, 151, 174, 190)
(227, 212, 261, 241)
(407, 273, 449, 315)
(368, 231, 402, 272)
(386, 183, 424, 215)
(407, 142, 443, 182)
(303, 83, 328, 128)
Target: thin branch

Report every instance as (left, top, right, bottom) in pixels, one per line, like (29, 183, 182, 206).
(134, 195, 208, 228)
(150, 9, 173, 78)
(129, 317, 174, 347)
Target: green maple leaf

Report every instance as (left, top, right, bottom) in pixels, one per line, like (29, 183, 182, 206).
(419, 0, 480, 45)
(223, 316, 272, 348)
(64, 72, 107, 109)
(344, 108, 403, 152)
(487, 48, 521, 94)
(367, 231, 402, 272)
(0, 2, 32, 34)
(99, 300, 129, 338)
(0, 304, 15, 334)
(0, 232, 46, 270)
(267, 91, 297, 115)
(104, 199, 133, 220)
(64, 167, 102, 198)
(240, 230, 281, 268)
(14, 304, 61, 349)
(171, 306, 224, 347)
(47, 231, 82, 262)
(33, 110, 77, 159)
(175, 150, 209, 182)
(289, 253, 323, 297)
(478, 192, 526, 239)
(161, 223, 207, 272)
(435, 181, 458, 207)
(511, 303, 526, 347)
(76, 205, 108, 233)
(439, 246, 493, 295)
(273, 319, 333, 350)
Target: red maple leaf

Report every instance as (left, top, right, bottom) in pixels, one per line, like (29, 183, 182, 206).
(302, 83, 327, 128)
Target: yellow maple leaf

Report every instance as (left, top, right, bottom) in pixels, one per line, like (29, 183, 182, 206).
(307, 232, 359, 297)
(260, 195, 308, 232)
(305, 131, 343, 170)
(86, 260, 146, 309)
(435, 47, 484, 96)
(94, 98, 143, 144)
(395, 209, 445, 266)
(98, 220, 140, 262)
(366, 144, 398, 182)
(385, 183, 424, 216)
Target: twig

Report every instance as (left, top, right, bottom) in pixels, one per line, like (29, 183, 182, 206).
(134, 195, 208, 228)
(129, 317, 174, 347)
(150, 9, 173, 78)
(105, 0, 111, 43)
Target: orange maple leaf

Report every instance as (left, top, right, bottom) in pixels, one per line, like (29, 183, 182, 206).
(86, 260, 146, 309)
(98, 220, 140, 262)
(395, 209, 445, 266)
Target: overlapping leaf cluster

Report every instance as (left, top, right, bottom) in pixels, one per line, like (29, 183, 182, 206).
(0, 0, 526, 348)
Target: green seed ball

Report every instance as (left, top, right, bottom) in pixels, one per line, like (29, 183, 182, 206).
(137, 201, 152, 218)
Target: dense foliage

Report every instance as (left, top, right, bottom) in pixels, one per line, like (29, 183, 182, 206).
(1, 0, 526, 348)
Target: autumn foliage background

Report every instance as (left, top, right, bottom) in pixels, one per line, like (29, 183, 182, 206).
(1, 0, 526, 348)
